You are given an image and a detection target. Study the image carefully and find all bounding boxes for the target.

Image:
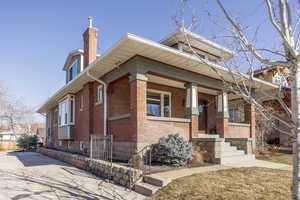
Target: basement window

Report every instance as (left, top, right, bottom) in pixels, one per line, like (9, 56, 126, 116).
(58, 95, 75, 126)
(147, 89, 171, 117)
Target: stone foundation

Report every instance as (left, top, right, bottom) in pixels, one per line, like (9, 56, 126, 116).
(192, 138, 224, 163)
(37, 147, 142, 188)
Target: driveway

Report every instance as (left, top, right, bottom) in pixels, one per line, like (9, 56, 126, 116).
(0, 151, 144, 200)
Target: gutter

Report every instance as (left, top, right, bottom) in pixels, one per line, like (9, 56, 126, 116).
(86, 69, 107, 136)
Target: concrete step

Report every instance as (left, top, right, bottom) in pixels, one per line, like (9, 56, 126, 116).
(220, 154, 255, 165)
(222, 150, 245, 157)
(135, 181, 161, 196)
(197, 134, 219, 138)
(143, 175, 171, 187)
(221, 145, 237, 152)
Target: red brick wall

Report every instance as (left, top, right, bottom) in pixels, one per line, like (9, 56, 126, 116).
(227, 124, 251, 138)
(142, 120, 190, 143)
(93, 82, 104, 136)
(74, 82, 94, 141)
(108, 76, 130, 117)
(109, 118, 136, 142)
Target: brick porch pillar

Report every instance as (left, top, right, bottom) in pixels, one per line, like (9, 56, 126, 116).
(244, 103, 256, 139)
(129, 73, 148, 151)
(216, 91, 229, 138)
(185, 83, 199, 139)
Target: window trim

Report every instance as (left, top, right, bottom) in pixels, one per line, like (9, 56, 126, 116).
(96, 85, 103, 104)
(67, 59, 79, 82)
(80, 95, 84, 111)
(147, 89, 172, 117)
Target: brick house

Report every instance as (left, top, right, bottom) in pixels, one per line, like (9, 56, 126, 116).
(38, 19, 277, 163)
(254, 66, 291, 146)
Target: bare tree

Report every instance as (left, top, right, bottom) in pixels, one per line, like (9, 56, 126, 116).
(173, 0, 300, 198)
(0, 82, 35, 137)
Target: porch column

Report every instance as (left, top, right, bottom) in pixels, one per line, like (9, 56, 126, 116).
(129, 72, 148, 151)
(185, 83, 199, 139)
(244, 103, 256, 139)
(216, 91, 229, 138)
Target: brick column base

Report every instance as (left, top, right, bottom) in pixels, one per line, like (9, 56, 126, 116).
(190, 115, 199, 139)
(216, 118, 229, 138)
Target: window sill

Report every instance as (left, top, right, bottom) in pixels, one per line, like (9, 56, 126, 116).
(58, 124, 74, 128)
(95, 101, 103, 106)
(108, 113, 131, 121)
(228, 122, 250, 127)
(147, 116, 191, 123)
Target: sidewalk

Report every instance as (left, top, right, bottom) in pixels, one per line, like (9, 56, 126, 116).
(151, 159, 292, 180)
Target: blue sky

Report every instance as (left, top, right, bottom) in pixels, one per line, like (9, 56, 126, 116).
(0, 0, 279, 122)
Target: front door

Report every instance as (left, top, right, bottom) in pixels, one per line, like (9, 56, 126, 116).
(198, 100, 207, 133)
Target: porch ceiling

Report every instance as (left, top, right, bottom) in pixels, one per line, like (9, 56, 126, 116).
(148, 74, 218, 96)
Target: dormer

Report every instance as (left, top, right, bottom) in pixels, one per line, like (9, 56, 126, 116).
(160, 28, 235, 63)
(63, 17, 99, 84)
(63, 49, 84, 84)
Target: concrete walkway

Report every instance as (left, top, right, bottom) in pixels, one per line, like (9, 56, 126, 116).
(152, 159, 292, 180)
(0, 151, 144, 200)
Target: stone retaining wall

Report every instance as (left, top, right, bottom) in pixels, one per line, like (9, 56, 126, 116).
(37, 148, 142, 188)
(192, 138, 224, 163)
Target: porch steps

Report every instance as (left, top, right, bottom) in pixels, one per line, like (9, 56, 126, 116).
(135, 175, 171, 196)
(220, 141, 255, 164)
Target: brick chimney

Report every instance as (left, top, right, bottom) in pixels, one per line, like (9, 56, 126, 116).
(83, 17, 98, 68)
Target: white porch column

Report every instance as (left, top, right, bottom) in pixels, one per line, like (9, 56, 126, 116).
(216, 91, 229, 138)
(185, 83, 199, 139)
(216, 91, 229, 118)
(185, 83, 199, 116)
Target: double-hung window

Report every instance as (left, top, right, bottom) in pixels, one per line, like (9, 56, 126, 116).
(58, 95, 75, 126)
(68, 59, 79, 82)
(147, 89, 171, 117)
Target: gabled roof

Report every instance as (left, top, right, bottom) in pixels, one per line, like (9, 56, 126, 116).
(37, 32, 277, 113)
(160, 28, 235, 60)
(62, 49, 84, 71)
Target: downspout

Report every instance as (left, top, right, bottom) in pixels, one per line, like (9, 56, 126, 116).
(86, 69, 107, 136)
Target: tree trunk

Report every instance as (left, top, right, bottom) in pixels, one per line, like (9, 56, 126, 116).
(292, 62, 300, 200)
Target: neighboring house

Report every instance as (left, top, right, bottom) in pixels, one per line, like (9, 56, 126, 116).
(254, 66, 291, 146)
(37, 19, 277, 162)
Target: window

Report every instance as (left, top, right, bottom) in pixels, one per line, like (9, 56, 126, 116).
(96, 85, 103, 103)
(272, 72, 289, 87)
(68, 59, 79, 82)
(147, 89, 171, 117)
(58, 95, 75, 126)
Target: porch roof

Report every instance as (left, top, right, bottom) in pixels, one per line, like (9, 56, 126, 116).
(37, 32, 278, 113)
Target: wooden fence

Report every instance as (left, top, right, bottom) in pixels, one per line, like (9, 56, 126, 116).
(0, 141, 20, 151)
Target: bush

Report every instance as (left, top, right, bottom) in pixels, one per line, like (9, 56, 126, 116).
(151, 134, 192, 166)
(17, 135, 39, 149)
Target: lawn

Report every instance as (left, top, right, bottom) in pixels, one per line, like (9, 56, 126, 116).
(147, 167, 291, 200)
(257, 153, 293, 165)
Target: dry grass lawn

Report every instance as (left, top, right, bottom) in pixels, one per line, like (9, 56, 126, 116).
(257, 153, 293, 165)
(148, 167, 291, 200)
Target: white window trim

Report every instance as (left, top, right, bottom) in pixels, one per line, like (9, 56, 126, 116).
(147, 89, 172, 117)
(58, 94, 75, 127)
(96, 85, 103, 105)
(80, 95, 84, 111)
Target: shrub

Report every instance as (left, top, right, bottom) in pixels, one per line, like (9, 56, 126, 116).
(151, 134, 192, 166)
(17, 135, 39, 149)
